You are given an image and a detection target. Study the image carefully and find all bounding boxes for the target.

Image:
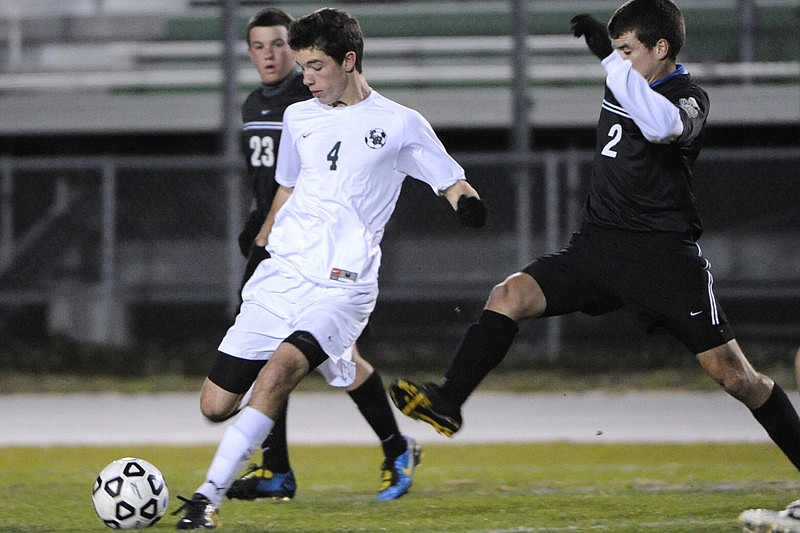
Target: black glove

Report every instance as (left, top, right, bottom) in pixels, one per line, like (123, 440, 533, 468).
(237, 210, 264, 258)
(570, 14, 613, 60)
(456, 195, 487, 228)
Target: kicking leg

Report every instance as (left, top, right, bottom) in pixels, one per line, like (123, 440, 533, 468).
(390, 272, 541, 436)
(176, 342, 310, 529)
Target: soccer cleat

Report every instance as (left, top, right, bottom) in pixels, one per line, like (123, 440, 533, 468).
(173, 493, 220, 530)
(389, 379, 462, 437)
(376, 436, 422, 501)
(226, 465, 296, 500)
(739, 500, 800, 532)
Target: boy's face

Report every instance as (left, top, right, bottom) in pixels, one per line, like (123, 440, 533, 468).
(611, 30, 669, 83)
(248, 25, 295, 85)
(293, 47, 349, 106)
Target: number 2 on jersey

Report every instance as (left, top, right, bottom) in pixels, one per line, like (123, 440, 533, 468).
(327, 141, 341, 170)
(601, 124, 622, 158)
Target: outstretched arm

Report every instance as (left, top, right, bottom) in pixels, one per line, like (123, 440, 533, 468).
(571, 13, 683, 144)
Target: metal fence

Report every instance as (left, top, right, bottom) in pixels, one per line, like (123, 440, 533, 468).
(1, 147, 798, 353)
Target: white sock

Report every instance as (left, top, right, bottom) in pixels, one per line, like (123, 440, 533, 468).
(196, 407, 274, 506)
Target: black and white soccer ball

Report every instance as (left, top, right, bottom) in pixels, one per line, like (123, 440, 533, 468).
(92, 457, 169, 530)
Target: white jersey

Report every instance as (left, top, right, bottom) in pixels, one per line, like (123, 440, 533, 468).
(269, 90, 465, 289)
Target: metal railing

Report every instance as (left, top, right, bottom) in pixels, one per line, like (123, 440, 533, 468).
(1, 147, 799, 350)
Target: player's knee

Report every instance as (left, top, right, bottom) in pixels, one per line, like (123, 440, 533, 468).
(487, 273, 544, 319)
(203, 410, 238, 424)
(199, 378, 242, 422)
(724, 372, 771, 406)
(284, 330, 328, 371)
(199, 397, 238, 423)
(707, 363, 760, 404)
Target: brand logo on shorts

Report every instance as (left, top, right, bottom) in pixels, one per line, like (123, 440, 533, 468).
(365, 128, 386, 149)
(330, 268, 359, 282)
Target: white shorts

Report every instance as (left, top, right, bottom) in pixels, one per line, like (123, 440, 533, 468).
(218, 257, 377, 387)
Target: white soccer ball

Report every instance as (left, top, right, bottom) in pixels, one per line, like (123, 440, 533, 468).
(91, 457, 169, 530)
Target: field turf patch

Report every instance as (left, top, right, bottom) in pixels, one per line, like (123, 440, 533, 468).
(1, 442, 797, 531)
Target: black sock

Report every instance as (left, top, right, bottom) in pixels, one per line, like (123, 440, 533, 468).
(260, 401, 291, 473)
(348, 371, 406, 460)
(751, 383, 800, 472)
(440, 309, 519, 406)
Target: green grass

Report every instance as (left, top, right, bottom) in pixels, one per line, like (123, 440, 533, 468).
(2, 442, 798, 532)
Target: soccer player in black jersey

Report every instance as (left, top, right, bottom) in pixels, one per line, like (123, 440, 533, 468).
(210, 7, 420, 505)
(391, 1, 800, 527)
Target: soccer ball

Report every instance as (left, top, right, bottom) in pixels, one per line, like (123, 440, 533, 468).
(92, 457, 169, 530)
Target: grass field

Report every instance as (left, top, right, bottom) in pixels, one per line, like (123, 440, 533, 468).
(2, 441, 798, 532)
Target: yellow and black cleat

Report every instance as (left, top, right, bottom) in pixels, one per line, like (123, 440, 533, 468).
(389, 379, 462, 437)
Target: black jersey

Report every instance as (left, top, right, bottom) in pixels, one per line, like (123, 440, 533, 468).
(241, 70, 311, 217)
(583, 65, 709, 240)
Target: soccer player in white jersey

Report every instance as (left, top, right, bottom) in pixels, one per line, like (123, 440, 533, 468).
(225, 6, 426, 505)
(174, 7, 486, 529)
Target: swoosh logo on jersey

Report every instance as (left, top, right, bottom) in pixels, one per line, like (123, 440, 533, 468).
(260, 110, 271, 115)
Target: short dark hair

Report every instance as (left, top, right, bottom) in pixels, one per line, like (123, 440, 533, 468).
(245, 7, 293, 45)
(288, 8, 364, 73)
(608, 0, 685, 60)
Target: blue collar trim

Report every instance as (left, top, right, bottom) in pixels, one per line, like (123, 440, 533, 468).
(650, 64, 686, 88)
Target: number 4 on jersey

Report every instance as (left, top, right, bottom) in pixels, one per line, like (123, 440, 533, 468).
(327, 141, 341, 170)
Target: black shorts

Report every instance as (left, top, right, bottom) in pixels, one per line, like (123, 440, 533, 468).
(522, 224, 734, 354)
(207, 352, 267, 394)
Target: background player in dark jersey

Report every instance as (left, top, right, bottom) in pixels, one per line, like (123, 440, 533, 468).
(390, 1, 800, 526)
(219, 7, 420, 503)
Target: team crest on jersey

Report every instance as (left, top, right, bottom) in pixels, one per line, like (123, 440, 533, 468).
(365, 128, 387, 149)
(678, 97, 700, 118)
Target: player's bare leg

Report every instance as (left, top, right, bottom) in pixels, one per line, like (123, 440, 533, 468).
(698, 340, 800, 472)
(199, 378, 248, 423)
(391, 272, 539, 436)
(695, 340, 772, 409)
(228, 346, 377, 502)
(176, 344, 308, 529)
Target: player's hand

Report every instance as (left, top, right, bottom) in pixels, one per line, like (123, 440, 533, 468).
(456, 195, 487, 228)
(570, 14, 613, 60)
(238, 210, 264, 257)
